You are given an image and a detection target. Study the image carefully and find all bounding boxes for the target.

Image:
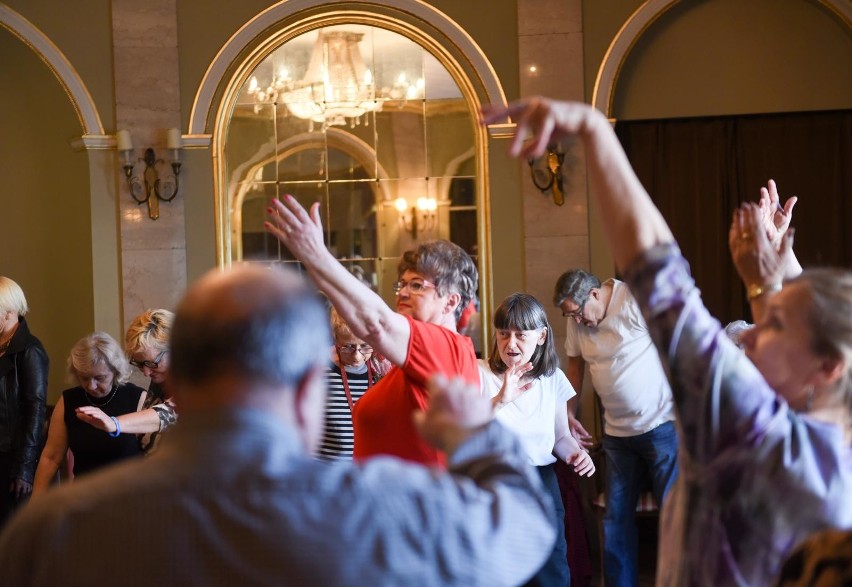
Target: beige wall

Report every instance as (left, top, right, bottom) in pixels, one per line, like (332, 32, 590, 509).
(0, 27, 97, 402)
(613, 0, 852, 119)
(2, 0, 851, 401)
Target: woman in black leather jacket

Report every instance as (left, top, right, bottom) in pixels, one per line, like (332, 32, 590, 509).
(0, 277, 48, 526)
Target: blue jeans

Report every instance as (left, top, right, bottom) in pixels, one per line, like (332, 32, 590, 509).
(601, 421, 678, 587)
(524, 463, 571, 587)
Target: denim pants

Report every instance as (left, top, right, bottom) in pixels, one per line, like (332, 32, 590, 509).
(524, 463, 571, 587)
(601, 421, 678, 587)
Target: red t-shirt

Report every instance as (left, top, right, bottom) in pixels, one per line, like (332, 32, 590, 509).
(352, 315, 479, 466)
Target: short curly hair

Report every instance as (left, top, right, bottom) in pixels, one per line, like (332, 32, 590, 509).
(397, 240, 478, 321)
(125, 309, 174, 357)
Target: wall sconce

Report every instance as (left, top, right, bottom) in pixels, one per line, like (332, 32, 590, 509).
(116, 129, 182, 220)
(528, 143, 565, 206)
(395, 196, 437, 239)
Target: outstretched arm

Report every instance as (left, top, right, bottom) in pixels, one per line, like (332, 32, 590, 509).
(265, 196, 411, 366)
(482, 98, 673, 272)
(75, 405, 162, 434)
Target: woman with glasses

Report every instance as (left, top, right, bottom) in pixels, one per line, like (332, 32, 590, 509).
(75, 310, 177, 454)
(266, 198, 478, 466)
(482, 97, 851, 586)
(32, 332, 146, 496)
(318, 307, 390, 461)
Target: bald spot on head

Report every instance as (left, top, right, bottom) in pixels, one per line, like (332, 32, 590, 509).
(169, 264, 330, 390)
(180, 265, 302, 327)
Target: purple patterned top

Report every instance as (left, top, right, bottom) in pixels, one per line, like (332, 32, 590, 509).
(624, 244, 852, 587)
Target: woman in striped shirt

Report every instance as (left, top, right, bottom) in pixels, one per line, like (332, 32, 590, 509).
(318, 307, 389, 461)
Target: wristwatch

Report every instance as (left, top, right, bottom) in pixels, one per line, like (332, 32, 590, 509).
(747, 282, 782, 301)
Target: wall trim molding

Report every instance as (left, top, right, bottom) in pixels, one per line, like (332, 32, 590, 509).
(0, 4, 104, 136)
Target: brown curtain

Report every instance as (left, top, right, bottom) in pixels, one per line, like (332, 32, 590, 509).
(615, 110, 852, 325)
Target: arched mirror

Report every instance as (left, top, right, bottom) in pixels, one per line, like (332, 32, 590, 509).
(224, 22, 482, 352)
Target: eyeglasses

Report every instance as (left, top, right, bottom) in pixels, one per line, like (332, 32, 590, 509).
(562, 300, 586, 319)
(392, 278, 436, 296)
(337, 344, 373, 356)
(130, 350, 167, 370)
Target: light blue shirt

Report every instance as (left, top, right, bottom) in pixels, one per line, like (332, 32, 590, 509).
(0, 407, 556, 586)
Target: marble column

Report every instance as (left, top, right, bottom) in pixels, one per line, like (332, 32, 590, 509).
(517, 0, 589, 357)
(112, 0, 186, 327)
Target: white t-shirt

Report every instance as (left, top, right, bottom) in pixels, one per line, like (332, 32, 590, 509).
(478, 359, 576, 466)
(564, 279, 674, 437)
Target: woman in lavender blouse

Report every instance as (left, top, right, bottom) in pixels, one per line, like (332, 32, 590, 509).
(482, 98, 851, 587)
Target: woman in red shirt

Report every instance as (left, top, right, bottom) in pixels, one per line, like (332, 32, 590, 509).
(266, 197, 479, 466)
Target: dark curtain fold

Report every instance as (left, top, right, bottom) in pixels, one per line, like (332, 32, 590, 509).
(616, 110, 852, 325)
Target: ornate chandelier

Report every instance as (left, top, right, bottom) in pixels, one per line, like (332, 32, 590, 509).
(247, 30, 425, 129)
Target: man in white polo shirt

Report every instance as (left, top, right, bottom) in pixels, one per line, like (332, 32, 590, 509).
(554, 269, 678, 587)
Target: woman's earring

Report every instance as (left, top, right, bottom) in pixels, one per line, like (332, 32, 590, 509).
(805, 385, 815, 411)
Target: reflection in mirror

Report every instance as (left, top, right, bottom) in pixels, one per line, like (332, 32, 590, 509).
(225, 23, 482, 353)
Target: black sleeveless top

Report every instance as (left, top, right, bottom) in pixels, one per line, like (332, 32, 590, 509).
(63, 383, 145, 477)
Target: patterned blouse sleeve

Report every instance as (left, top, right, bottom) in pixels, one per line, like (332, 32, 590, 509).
(622, 243, 789, 463)
(150, 398, 178, 432)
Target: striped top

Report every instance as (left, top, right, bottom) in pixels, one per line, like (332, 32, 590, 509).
(317, 364, 371, 462)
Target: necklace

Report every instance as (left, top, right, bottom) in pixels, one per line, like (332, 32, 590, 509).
(85, 384, 119, 408)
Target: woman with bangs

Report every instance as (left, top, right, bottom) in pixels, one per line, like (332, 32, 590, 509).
(480, 293, 595, 587)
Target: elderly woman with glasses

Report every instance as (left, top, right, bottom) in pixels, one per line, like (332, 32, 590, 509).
(32, 332, 146, 497)
(75, 310, 177, 454)
(318, 307, 391, 462)
(266, 197, 479, 466)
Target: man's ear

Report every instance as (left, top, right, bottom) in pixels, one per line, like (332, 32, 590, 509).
(293, 365, 326, 425)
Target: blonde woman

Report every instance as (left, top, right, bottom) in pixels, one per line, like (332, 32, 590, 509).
(75, 310, 177, 453)
(0, 277, 48, 525)
(32, 333, 145, 496)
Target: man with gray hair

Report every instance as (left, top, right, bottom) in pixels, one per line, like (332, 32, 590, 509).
(553, 268, 678, 587)
(0, 264, 556, 586)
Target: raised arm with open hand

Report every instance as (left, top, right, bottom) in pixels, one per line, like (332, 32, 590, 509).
(482, 98, 673, 272)
(265, 196, 411, 366)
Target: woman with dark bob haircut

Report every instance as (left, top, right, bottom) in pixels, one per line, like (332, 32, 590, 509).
(480, 293, 594, 587)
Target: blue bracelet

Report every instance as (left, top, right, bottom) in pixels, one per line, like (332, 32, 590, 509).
(108, 416, 121, 437)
